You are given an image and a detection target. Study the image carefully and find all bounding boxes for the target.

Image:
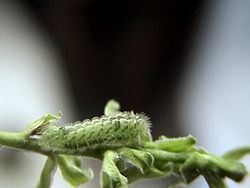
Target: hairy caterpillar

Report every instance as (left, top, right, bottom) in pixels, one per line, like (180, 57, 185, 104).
(0, 99, 249, 188)
(29, 111, 152, 156)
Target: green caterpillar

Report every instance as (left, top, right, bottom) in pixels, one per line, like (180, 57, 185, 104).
(0, 99, 250, 188)
(29, 111, 152, 157)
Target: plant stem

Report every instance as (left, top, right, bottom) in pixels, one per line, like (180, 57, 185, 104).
(0, 130, 48, 155)
(0, 131, 25, 149)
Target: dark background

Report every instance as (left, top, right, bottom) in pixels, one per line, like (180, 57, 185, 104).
(22, 0, 205, 137)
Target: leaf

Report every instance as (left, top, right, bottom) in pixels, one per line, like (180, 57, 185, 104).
(57, 154, 93, 187)
(222, 146, 250, 161)
(104, 99, 120, 116)
(101, 151, 128, 188)
(117, 147, 154, 173)
(211, 154, 247, 182)
(181, 152, 247, 184)
(36, 156, 58, 188)
(122, 165, 169, 183)
(23, 112, 62, 137)
(143, 149, 188, 163)
(153, 135, 196, 152)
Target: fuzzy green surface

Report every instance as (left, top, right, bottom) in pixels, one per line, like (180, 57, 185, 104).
(36, 112, 152, 156)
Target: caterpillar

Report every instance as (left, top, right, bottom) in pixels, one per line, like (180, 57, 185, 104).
(29, 111, 152, 157)
(1, 100, 249, 188)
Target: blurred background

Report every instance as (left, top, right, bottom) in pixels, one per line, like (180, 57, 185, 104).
(0, 0, 250, 187)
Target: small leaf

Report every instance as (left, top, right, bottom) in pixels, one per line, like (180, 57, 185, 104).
(104, 99, 120, 116)
(222, 146, 250, 161)
(181, 152, 247, 184)
(211, 155, 247, 182)
(154, 135, 196, 152)
(101, 151, 128, 188)
(57, 154, 93, 187)
(118, 147, 154, 173)
(23, 112, 62, 137)
(143, 149, 188, 163)
(36, 156, 58, 188)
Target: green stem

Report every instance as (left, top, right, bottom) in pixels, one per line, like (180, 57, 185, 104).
(0, 130, 101, 158)
(0, 131, 25, 149)
(0, 130, 50, 155)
